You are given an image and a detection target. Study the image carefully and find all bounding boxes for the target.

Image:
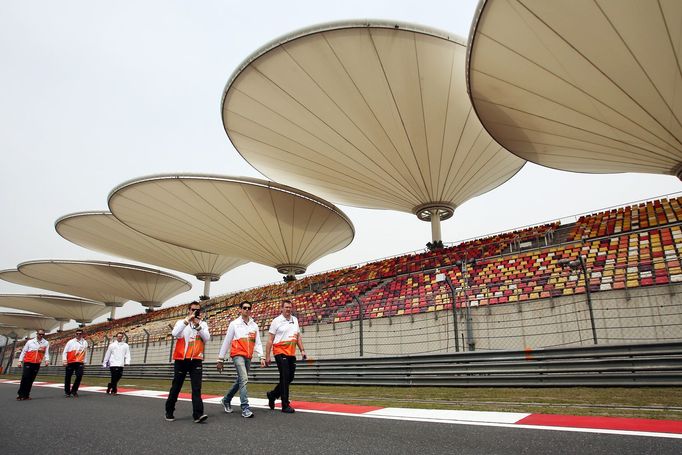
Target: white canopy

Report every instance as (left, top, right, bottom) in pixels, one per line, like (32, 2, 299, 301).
(56, 212, 248, 296)
(0, 312, 59, 332)
(17, 260, 192, 309)
(467, 0, 682, 177)
(109, 174, 354, 276)
(0, 294, 107, 324)
(222, 21, 524, 241)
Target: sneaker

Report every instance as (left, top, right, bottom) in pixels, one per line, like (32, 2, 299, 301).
(165, 413, 175, 422)
(72, 392, 79, 398)
(194, 414, 208, 423)
(64, 394, 71, 398)
(106, 384, 112, 394)
(16, 396, 22, 401)
(281, 406, 295, 414)
(111, 392, 118, 396)
(266, 391, 275, 410)
(241, 408, 254, 418)
(221, 398, 233, 413)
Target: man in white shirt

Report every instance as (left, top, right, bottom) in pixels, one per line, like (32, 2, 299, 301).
(62, 329, 88, 398)
(165, 301, 210, 423)
(216, 301, 265, 418)
(103, 331, 131, 395)
(264, 300, 307, 413)
(16, 329, 49, 401)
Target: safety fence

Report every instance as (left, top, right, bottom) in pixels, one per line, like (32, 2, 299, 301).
(7, 342, 682, 387)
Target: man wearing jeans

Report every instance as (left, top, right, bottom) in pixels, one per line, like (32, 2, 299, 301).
(165, 301, 210, 423)
(264, 300, 306, 413)
(63, 329, 88, 398)
(216, 300, 265, 418)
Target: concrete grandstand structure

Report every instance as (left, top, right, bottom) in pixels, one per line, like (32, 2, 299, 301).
(55, 212, 248, 299)
(221, 21, 525, 244)
(467, 0, 682, 178)
(6, 196, 680, 365)
(108, 174, 355, 280)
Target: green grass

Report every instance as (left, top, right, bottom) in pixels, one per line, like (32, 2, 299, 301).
(7, 374, 682, 420)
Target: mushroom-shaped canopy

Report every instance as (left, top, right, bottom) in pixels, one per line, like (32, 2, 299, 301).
(17, 260, 191, 308)
(222, 21, 524, 225)
(56, 212, 248, 282)
(467, 0, 682, 177)
(108, 174, 355, 276)
(0, 269, 127, 306)
(0, 312, 59, 332)
(0, 324, 31, 339)
(0, 294, 107, 324)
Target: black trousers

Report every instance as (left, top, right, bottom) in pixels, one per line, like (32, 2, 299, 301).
(271, 354, 297, 408)
(17, 363, 40, 398)
(165, 359, 203, 419)
(108, 367, 124, 393)
(64, 362, 84, 394)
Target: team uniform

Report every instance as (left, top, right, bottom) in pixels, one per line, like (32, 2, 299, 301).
(17, 337, 49, 400)
(165, 319, 210, 421)
(218, 317, 263, 415)
(103, 340, 131, 394)
(63, 337, 88, 396)
(267, 314, 300, 410)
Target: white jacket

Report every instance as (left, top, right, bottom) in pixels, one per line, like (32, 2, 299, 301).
(103, 340, 131, 367)
(19, 338, 50, 364)
(63, 338, 88, 364)
(218, 317, 263, 360)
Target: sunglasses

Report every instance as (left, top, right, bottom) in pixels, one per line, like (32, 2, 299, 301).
(242, 306, 252, 310)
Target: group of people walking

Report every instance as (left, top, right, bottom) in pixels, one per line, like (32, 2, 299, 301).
(165, 299, 306, 422)
(16, 327, 131, 400)
(16, 299, 306, 425)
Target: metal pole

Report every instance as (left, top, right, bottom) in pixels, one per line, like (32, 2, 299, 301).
(169, 338, 175, 363)
(354, 296, 363, 357)
(89, 342, 96, 364)
(444, 276, 460, 352)
(143, 329, 150, 364)
(0, 336, 6, 374)
(430, 209, 442, 242)
(462, 261, 476, 351)
(5, 338, 17, 374)
(579, 256, 598, 344)
(101, 336, 110, 363)
(203, 278, 211, 299)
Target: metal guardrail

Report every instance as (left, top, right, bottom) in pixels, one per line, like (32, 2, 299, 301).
(15, 342, 682, 387)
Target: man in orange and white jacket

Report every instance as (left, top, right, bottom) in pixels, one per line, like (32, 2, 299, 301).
(16, 329, 49, 400)
(265, 300, 307, 414)
(165, 301, 210, 423)
(216, 300, 265, 418)
(62, 329, 88, 398)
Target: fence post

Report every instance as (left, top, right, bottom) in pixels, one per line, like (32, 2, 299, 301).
(143, 329, 150, 364)
(169, 338, 175, 363)
(89, 342, 97, 365)
(101, 336, 110, 363)
(442, 275, 460, 352)
(0, 336, 6, 374)
(353, 296, 363, 357)
(5, 338, 17, 373)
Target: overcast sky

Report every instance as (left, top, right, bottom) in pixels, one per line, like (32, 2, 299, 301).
(1, 0, 680, 330)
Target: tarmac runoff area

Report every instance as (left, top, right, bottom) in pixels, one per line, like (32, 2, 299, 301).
(2, 379, 682, 455)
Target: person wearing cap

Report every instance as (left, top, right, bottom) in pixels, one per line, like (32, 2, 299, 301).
(216, 301, 265, 418)
(63, 329, 88, 398)
(16, 329, 50, 400)
(103, 331, 131, 395)
(264, 300, 307, 413)
(165, 301, 210, 423)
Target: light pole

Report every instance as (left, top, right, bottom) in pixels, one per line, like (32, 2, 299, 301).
(559, 255, 598, 344)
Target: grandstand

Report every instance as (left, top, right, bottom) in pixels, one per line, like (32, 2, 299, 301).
(3, 195, 680, 367)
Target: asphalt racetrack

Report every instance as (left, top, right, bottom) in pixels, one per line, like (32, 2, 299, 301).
(1, 384, 680, 454)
